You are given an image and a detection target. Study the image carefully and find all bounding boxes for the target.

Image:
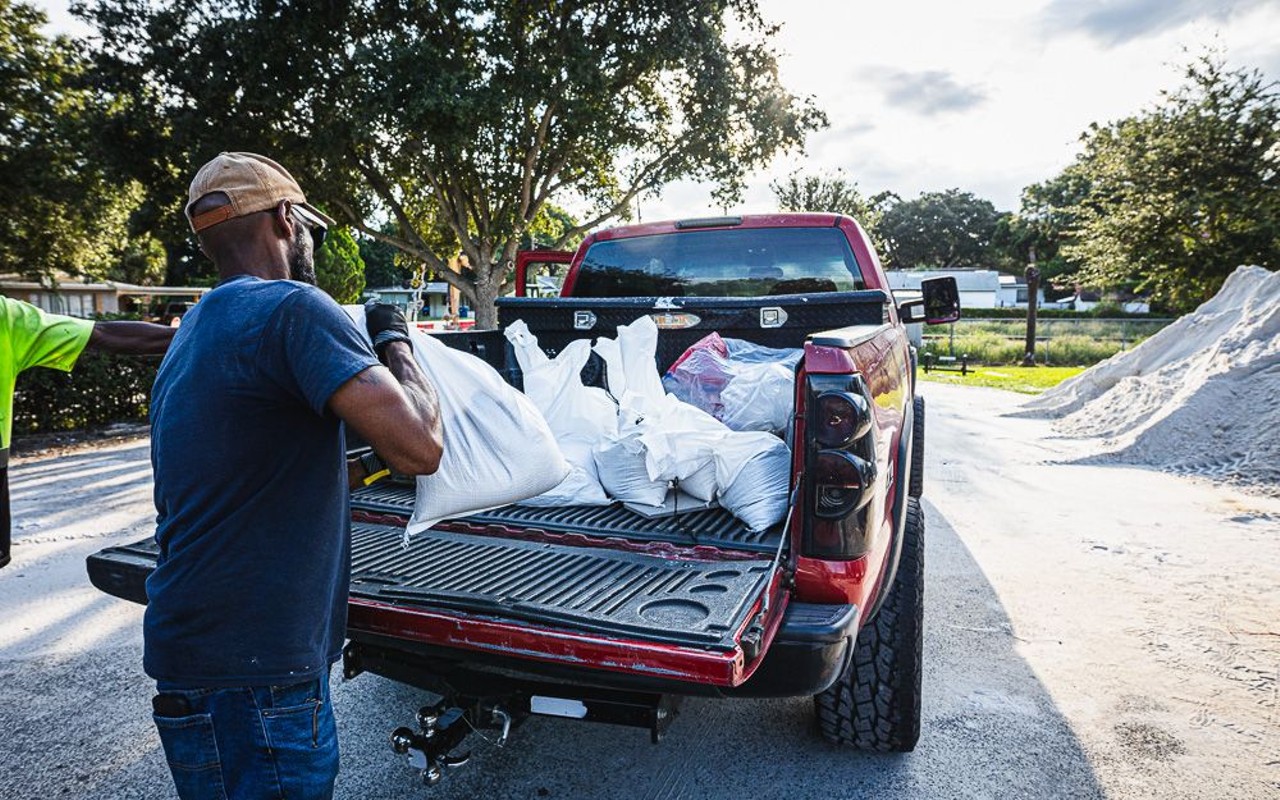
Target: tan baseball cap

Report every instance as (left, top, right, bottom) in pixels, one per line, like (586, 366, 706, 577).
(185, 152, 336, 234)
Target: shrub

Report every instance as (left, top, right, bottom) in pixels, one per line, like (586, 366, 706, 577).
(13, 350, 161, 436)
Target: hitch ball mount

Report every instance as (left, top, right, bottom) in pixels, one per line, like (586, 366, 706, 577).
(389, 699, 511, 786)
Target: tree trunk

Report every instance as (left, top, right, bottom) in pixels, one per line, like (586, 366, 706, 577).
(471, 277, 502, 330)
(1022, 261, 1040, 367)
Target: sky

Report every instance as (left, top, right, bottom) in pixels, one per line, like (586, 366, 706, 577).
(35, 0, 1280, 219)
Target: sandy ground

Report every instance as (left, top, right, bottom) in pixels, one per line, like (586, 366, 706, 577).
(0, 382, 1277, 799)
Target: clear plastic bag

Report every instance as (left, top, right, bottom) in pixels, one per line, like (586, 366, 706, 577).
(663, 334, 801, 436)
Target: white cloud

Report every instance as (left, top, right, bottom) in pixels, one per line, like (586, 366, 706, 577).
(859, 67, 988, 116)
(1041, 0, 1273, 47)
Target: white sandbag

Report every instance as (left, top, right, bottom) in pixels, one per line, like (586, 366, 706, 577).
(594, 431, 669, 508)
(715, 432, 792, 531)
(615, 315, 667, 410)
(677, 459, 718, 503)
(404, 330, 570, 532)
(592, 336, 626, 401)
(505, 322, 618, 442)
(344, 307, 570, 535)
(720, 361, 797, 434)
(518, 465, 612, 507)
(505, 321, 616, 505)
(635, 394, 724, 499)
(518, 439, 611, 507)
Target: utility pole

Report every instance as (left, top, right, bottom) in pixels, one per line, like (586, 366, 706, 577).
(1022, 246, 1040, 367)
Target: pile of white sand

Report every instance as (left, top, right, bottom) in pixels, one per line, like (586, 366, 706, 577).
(1021, 265, 1280, 494)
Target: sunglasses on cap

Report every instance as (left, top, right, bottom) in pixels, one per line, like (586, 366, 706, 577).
(290, 204, 328, 251)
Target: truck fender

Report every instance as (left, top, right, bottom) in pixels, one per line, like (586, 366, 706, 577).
(863, 396, 913, 623)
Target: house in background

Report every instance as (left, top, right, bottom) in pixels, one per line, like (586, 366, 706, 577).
(363, 282, 452, 320)
(1064, 288, 1151, 314)
(885, 269, 1044, 309)
(0, 274, 210, 319)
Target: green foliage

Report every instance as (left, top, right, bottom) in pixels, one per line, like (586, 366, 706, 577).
(770, 170, 894, 256)
(877, 189, 1001, 270)
(13, 349, 159, 435)
(952, 306, 1160, 319)
(0, 1, 141, 280)
(79, 0, 827, 328)
(358, 230, 406, 290)
(525, 205, 584, 251)
(990, 172, 1090, 284)
(314, 227, 365, 304)
(1055, 55, 1280, 312)
(113, 233, 168, 285)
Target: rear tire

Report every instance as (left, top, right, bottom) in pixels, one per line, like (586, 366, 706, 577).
(909, 395, 925, 498)
(814, 498, 924, 751)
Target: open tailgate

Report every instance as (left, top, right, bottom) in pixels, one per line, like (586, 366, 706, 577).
(87, 521, 786, 688)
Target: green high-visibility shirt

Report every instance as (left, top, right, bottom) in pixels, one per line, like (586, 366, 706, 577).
(0, 297, 94, 460)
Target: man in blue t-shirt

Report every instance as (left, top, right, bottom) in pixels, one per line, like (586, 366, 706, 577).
(145, 152, 444, 800)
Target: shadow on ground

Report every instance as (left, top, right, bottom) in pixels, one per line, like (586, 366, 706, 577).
(0, 503, 1107, 799)
(331, 501, 1107, 800)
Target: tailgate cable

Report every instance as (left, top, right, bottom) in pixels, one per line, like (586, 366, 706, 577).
(748, 481, 801, 654)
(752, 476, 793, 622)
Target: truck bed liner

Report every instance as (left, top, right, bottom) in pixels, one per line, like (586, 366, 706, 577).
(350, 524, 771, 650)
(350, 483, 783, 553)
(87, 524, 773, 653)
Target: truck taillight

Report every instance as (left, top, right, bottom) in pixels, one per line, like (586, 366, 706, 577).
(803, 375, 878, 560)
(813, 391, 872, 448)
(813, 450, 876, 518)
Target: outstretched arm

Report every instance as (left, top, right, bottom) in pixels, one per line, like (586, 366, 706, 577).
(87, 321, 176, 355)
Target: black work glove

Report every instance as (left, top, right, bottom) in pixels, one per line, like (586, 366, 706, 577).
(364, 300, 412, 361)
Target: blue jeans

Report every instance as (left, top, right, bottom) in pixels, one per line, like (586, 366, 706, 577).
(152, 671, 339, 800)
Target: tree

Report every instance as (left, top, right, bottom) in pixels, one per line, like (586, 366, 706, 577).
(0, 1, 139, 281)
(877, 189, 1001, 270)
(314, 228, 365, 305)
(990, 172, 1089, 288)
(1058, 55, 1280, 311)
(771, 170, 890, 220)
(770, 170, 894, 255)
(113, 233, 168, 286)
(358, 230, 406, 290)
(79, 0, 826, 327)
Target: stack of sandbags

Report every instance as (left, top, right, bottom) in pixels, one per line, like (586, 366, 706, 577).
(344, 306, 570, 540)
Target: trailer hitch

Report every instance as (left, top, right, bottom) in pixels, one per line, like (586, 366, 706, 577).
(389, 700, 511, 786)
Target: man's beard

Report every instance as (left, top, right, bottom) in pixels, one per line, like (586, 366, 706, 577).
(288, 225, 317, 286)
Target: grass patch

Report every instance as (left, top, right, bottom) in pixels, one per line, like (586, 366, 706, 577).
(920, 365, 1086, 394)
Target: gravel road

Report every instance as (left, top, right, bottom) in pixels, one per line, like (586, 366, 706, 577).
(0, 382, 1277, 799)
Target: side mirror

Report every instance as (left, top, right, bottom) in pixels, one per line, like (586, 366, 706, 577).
(899, 276, 961, 324)
(922, 276, 961, 324)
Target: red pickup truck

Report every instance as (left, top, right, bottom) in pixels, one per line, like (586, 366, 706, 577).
(88, 213, 959, 785)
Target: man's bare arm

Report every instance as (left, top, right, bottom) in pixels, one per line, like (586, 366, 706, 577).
(87, 321, 176, 355)
(328, 342, 443, 476)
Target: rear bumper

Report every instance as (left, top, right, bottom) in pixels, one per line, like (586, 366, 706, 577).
(347, 601, 859, 700)
(727, 602, 858, 697)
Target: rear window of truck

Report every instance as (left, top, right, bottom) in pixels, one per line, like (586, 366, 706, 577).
(571, 227, 864, 297)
